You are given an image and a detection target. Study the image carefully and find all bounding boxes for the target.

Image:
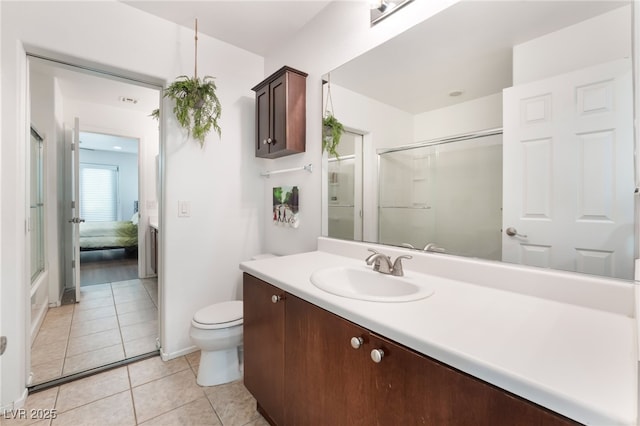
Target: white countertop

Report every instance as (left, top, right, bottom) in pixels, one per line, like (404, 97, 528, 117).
(240, 250, 637, 425)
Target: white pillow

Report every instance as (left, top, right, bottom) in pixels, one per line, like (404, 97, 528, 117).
(131, 212, 139, 225)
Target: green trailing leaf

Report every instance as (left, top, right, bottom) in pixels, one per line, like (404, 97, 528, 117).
(162, 75, 222, 148)
(322, 114, 344, 159)
(150, 108, 160, 120)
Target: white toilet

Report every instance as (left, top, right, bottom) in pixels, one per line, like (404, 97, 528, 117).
(189, 300, 244, 386)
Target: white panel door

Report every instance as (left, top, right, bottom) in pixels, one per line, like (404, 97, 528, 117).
(503, 59, 634, 279)
(70, 117, 84, 301)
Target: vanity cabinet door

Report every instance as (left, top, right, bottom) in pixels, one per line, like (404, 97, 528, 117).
(368, 333, 579, 426)
(243, 273, 286, 425)
(284, 294, 371, 425)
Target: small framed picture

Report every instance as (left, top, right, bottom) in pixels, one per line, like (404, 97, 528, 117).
(273, 186, 299, 228)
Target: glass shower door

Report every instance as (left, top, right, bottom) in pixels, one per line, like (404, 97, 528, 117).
(378, 132, 503, 259)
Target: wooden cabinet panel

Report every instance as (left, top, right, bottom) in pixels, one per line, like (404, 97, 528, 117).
(243, 274, 579, 426)
(368, 333, 577, 426)
(242, 273, 286, 425)
(252, 66, 307, 158)
(255, 85, 270, 158)
(150, 227, 158, 274)
(284, 294, 370, 425)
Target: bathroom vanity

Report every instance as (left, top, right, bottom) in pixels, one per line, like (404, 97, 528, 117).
(240, 238, 637, 425)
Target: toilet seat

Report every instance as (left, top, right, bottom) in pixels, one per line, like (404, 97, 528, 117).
(192, 300, 243, 330)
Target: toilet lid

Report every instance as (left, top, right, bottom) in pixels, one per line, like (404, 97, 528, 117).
(193, 300, 243, 325)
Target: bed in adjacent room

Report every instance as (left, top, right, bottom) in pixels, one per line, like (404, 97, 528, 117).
(79, 213, 138, 252)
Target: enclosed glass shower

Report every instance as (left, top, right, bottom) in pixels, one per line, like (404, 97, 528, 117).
(378, 131, 503, 260)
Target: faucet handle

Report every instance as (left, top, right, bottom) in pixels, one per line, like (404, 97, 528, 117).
(365, 248, 379, 265)
(391, 255, 412, 276)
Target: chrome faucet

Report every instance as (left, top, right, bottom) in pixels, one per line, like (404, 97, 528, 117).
(365, 249, 412, 276)
(366, 249, 393, 273)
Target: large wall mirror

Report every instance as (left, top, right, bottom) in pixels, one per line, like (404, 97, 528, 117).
(322, 0, 637, 281)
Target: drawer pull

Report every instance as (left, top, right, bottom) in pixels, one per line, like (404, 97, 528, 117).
(350, 336, 364, 349)
(371, 348, 385, 363)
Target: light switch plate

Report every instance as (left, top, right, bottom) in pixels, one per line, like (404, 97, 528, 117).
(178, 201, 191, 217)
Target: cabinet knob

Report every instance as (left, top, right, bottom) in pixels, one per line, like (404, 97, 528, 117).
(350, 336, 364, 349)
(271, 294, 282, 303)
(263, 139, 268, 145)
(371, 348, 385, 363)
(267, 137, 273, 144)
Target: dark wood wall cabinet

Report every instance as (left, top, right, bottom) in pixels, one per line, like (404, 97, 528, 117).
(251, 66, 307, 158)
(243, 273, 580, 426)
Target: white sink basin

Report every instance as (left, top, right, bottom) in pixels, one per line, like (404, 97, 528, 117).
(310, 266, 435, 302)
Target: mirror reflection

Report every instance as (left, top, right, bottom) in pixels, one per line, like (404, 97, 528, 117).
(323, 0, 636, 280)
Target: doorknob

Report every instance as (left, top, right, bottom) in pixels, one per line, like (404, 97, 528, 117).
(505, 227, 527, 238)
(68, 217, 86, 224)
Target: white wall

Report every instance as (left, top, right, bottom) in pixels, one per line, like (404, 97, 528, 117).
(413, 93, 502, 142)
(513, 5, 631, 85)
(262, 0, 459, 256)
(29, 70, 66, 306)
(1, 0, 264, 408)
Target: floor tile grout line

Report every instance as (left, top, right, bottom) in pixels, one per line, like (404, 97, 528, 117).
(130, 363, 207, 425)
(110, 282, 128, 359)
(59, 304, 75, 379)
(31, 278, 158, 389)
(125, 364, 140, 425)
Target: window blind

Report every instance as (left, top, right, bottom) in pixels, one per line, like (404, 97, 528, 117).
(80, 163, 119, 222)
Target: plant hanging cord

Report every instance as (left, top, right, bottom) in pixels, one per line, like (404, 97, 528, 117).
(324, 73, 335, 118)
(194, 18, 198, 80)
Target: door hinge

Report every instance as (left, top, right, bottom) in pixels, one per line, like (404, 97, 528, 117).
(71, 142, 76, 151)
(71, 200, 75, 209)
(72, 260, 76, 269)
(0, 336, 7, 355)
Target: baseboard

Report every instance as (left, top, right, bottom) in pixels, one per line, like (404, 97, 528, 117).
(160, 345, 198, 361)
(1, 387, 28, 414)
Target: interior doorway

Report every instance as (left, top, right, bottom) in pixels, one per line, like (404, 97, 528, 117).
(27, 55, 162, 387)
(78, 132, 140, 287)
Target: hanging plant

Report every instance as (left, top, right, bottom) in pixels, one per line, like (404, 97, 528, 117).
(322, 73, 344, 159)
(164, 74, 221, 147)
(152, 19, 222, 148)
(323, 113, 344, 159)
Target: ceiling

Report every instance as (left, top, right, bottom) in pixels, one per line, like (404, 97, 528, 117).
(329, 0, 629, 115)
(121, 0, 333, 57)
(30, 0, 629, 134)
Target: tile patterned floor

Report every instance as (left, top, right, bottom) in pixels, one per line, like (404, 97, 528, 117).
(1, 353, 269, 426)
(30, 278, 159, 384)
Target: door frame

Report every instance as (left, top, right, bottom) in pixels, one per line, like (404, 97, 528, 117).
(25, 51, 165, 386)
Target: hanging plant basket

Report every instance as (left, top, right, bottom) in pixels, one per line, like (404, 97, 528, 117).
(322, 113, 344, 159)
(164, 75, 221, 147)
(151, 19, 222, 148)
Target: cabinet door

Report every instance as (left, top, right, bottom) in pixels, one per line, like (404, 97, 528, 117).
(369, 333, 578, 426)
(255, 84, 270, 157)
(243, 274, 286, 425)
(285, 295, 371, 425)
(269, 73, 287, 155)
